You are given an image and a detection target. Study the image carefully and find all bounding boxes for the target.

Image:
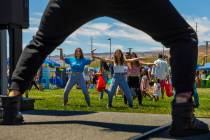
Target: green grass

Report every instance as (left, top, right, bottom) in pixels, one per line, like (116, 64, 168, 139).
(27, 88, 210, 117)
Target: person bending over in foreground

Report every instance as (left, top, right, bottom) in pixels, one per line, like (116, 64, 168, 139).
(8, 0, 209, 137)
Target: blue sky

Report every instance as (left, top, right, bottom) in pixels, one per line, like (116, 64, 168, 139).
(22, 0, 210, 55)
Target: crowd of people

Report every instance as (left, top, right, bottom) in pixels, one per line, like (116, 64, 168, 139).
(196, 70, 210, 88)
(61, 48, 171, 108)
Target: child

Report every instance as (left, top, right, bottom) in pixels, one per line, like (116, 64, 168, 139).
(97, 61, 110, 100)
(153, 79, 161, 101)
(140, 68, 152, 100)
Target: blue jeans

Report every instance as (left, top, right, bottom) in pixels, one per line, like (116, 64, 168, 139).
(106, 73, 133, 107)
(64, 73, 90, 105)
(193, 83, 199, 108)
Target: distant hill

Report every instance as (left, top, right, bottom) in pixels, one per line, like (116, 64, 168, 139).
(49, 44, 210, 64)
(198, 44, 210, 56)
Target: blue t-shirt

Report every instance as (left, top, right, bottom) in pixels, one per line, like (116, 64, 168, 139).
(64, 57, 92, 72)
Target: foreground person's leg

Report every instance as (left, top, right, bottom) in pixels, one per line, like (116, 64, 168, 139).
(9, 0, 101, 96)
(6, 0, 101, 125)
(107, 0, 209, 136)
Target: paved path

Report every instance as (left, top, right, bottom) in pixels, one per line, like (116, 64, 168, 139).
(0, 110, 209, 140)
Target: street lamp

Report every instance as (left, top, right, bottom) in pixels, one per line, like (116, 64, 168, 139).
(205, 41, 210, 63)
(108, 38, 112, 59)
(56, 48, 64, 60)
(90, 37, 93, 52)
(128, 48, 132, 54)
(162, 45, 165, 56)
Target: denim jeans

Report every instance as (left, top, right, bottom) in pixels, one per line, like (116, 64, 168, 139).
(64, 73, 90, 105)
(10, 0, 197, 96)
(107, 73, 133, 107)
(124, 76, 142, 105)
(193, 83, 199, 107)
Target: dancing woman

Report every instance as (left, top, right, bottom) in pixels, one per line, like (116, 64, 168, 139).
(64, 48, 93, 107)
(92, 49, 143, 108)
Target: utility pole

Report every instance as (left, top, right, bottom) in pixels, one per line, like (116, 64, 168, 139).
(195, 22, 198, 33)
(128, 48, 132, 54)
(205, 41, 210, 63)
(162, 45, 165, 56)
(90, 37, 93, 52)
(56, 48, 64, 60)
(108, 38, 112, 59)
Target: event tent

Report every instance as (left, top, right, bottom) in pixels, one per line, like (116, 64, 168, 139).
(197, 63, 210, 70)
(44, 59, 60, 67)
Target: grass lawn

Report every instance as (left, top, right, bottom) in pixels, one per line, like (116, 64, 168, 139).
(27, 88, 210, 117)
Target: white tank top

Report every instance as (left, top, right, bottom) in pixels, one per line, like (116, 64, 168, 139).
(113, 64, 128, 73)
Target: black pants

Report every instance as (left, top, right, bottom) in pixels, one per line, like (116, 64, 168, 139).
(124, 76, 142, 105)
(10, 0, 198, 95)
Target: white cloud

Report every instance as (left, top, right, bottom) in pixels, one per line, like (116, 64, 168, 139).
(22, 15, 210, 54)
(70, 19, 160, 47)
(29, 17, 41, 26)
(105, 29, 155, 44)
(63, 40, 79, 46)
(23, 27, 38, 34)
(33, 12, 43, 17)
(88, 23, 111, 31)
(94, 42, 124, 51)
(23, 16, 40, 34)
(72, 28, 101, 37)
(186, 16, 210, 42)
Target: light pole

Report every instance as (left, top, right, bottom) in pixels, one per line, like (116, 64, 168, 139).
(108, 38, 112, 59)
(128, 48, 132, 54)
(162, 45, 165, 56)
(90, 37, 93, 52)
(205, 41, 210, 63)
(56, 48, 64, 60)
(195, 22, 198, 33)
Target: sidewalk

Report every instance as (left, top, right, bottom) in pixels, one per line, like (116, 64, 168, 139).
(0, 111, 209, 140)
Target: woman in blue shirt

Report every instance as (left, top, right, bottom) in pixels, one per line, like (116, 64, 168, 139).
(64, 48, 92, 107)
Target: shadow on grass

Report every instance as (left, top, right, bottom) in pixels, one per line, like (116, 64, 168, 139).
(24, 120, 158, 133)
(31, 98, 45, 100)
(140, 104, 162, 108)
(22, 110, 96, 116)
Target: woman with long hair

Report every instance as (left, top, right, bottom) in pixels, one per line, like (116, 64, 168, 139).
(92, 49, 143, 108)
(125, 52, 154, 106)
(63, 48, 92, 107)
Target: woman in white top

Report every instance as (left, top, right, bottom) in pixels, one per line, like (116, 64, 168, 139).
(92, 49, 143, 108)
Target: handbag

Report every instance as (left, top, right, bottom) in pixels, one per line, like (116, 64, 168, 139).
(165, 80, 173, 97)
(97, 75, 106, 92)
